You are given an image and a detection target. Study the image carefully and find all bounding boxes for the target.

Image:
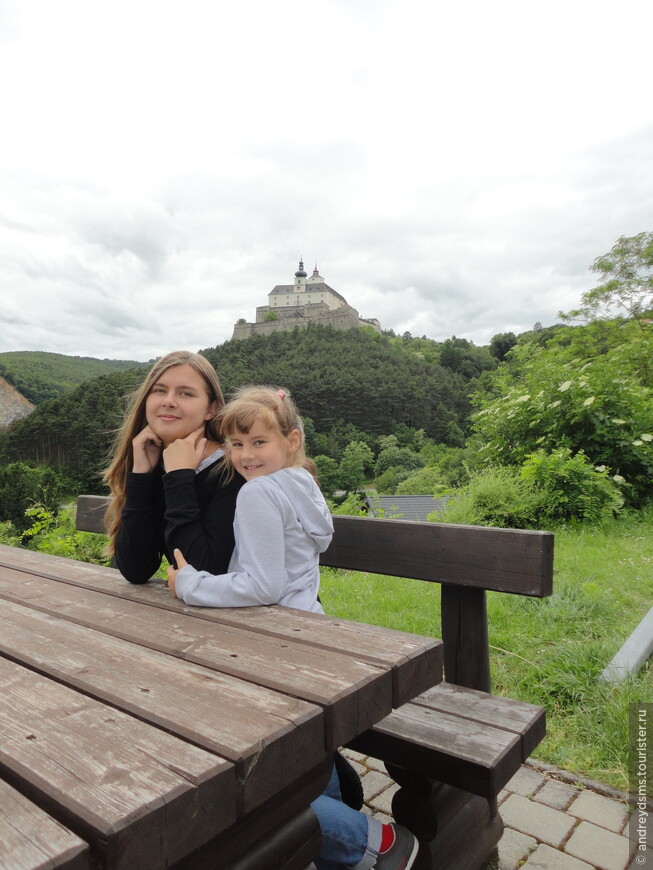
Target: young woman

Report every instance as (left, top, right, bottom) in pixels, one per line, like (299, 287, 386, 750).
(167, 385, 419, 870)
(103, 350, 243, 584)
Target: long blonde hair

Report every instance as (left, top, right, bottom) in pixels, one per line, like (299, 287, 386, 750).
(219, 386, 317, 482)
(103, 350, 225, 549)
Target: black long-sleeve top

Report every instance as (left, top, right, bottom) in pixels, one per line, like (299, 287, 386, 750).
(115, 460, 244, 584)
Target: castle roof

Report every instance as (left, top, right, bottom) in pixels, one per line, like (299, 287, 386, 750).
(269, 282, 348, 306)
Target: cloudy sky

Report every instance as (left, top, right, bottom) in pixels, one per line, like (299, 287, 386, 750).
(1, 0, 652, 362)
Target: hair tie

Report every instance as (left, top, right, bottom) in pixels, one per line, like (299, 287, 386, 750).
(277, 389, 285, 400)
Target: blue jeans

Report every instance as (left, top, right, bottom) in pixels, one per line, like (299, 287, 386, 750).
(312, 766, 382, 870)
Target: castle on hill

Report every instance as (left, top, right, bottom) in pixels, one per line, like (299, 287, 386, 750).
(231, 260, 381, 340)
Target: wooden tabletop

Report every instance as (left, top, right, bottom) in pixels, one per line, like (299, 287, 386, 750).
(0, 545, 442, 870)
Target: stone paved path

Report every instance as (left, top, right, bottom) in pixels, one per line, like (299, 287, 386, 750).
(343, 750, 637, 870)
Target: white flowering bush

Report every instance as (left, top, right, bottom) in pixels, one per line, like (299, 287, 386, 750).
(470, 322, 653, 506)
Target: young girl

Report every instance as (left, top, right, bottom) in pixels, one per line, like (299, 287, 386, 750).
(103, 350, 243, 584)
(167, 385, 332, 610)
(167, 386, 419, 870)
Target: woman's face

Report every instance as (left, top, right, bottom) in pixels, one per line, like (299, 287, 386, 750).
(144, 363, 217, 447)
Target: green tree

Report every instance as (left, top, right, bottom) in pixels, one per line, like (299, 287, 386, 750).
(560, 232, 653, 328)
(314, 455, 340, 495)
(338, 441, 374, 493)
(375, 466, 411, 494)
(375, 446, 425, 478)
(396, 465, 443, 495)
(489, 332, 517, 362)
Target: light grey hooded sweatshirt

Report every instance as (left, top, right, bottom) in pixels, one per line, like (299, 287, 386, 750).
(175, 467, 333, 612)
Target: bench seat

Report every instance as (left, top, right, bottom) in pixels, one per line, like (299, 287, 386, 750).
(348, 682, 545, 800)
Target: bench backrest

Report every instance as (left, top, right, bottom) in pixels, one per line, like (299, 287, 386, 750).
(324, 515, 552, 597)
(76, 495, 554, 692)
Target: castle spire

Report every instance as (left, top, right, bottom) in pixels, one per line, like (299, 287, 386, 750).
(295, 258, 307, 278)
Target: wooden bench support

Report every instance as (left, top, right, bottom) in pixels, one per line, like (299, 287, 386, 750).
(441, 585, 490, 691)
(394, 784, 503, 870)
(348, 683, 545, 870)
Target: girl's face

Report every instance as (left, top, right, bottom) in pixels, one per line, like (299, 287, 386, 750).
(228, 418, 300, 481)
(145, 363, 217, 447)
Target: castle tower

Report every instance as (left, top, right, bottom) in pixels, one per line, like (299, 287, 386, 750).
(308, 263, 324, 284)
(294, 258, 308, 293)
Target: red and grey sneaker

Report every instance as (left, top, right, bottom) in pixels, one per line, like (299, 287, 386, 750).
(375, 824, 419, 870)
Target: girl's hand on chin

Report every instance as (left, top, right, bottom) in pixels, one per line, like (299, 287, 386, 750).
(132, 426, 162, 473)
(163, 426, 207, 473)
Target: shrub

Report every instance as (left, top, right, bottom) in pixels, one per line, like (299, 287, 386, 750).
(470, 321, 653, 505)
(520, 448, 624, 524)
(434, 449, 625, 529)
(327, 492, 367, 516)
(0, 520, 21, 546)
(21, 504, 110, 564)
(0, 462, 64, 531)
(434, 467, 543, 528)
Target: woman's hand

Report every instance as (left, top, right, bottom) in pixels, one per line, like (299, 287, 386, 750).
(167, 548, 188, 597)
(162, 426, 207, 473)
(132, 426, 163, 473)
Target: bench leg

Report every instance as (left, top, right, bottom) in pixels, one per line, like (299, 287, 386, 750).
(387, 765, 504, 870)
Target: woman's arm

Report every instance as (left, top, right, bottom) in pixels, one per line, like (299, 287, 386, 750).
(114, 471, 165, 583)
(162, 464, 242, 575)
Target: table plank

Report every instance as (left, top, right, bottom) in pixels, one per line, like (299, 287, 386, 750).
(0, 564, 393, 749)
(0, 545, 443, 706)
(0, 598, 325, 813)
(0, 778, 90, 870)
(0, 659, 235, 870)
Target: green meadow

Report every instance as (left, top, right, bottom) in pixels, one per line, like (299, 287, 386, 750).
(320, 509, 653, 791)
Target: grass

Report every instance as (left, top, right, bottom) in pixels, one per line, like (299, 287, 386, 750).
(319, 508, 653, 791)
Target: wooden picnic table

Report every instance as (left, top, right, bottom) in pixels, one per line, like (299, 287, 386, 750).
(0, 544, 443, 870)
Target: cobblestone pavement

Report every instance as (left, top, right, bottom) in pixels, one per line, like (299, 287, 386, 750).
(342, 750, 637, 870)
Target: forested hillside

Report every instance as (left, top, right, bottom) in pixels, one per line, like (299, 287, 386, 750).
(0, 327, 495, 493)
(0, 368, 147, 493)
(0, 351, 147, 405)
(201, 327, 496, 442)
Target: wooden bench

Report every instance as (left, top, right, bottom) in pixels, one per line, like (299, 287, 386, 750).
(321, 514, 552, 870)
(76, 496, 553, 870)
